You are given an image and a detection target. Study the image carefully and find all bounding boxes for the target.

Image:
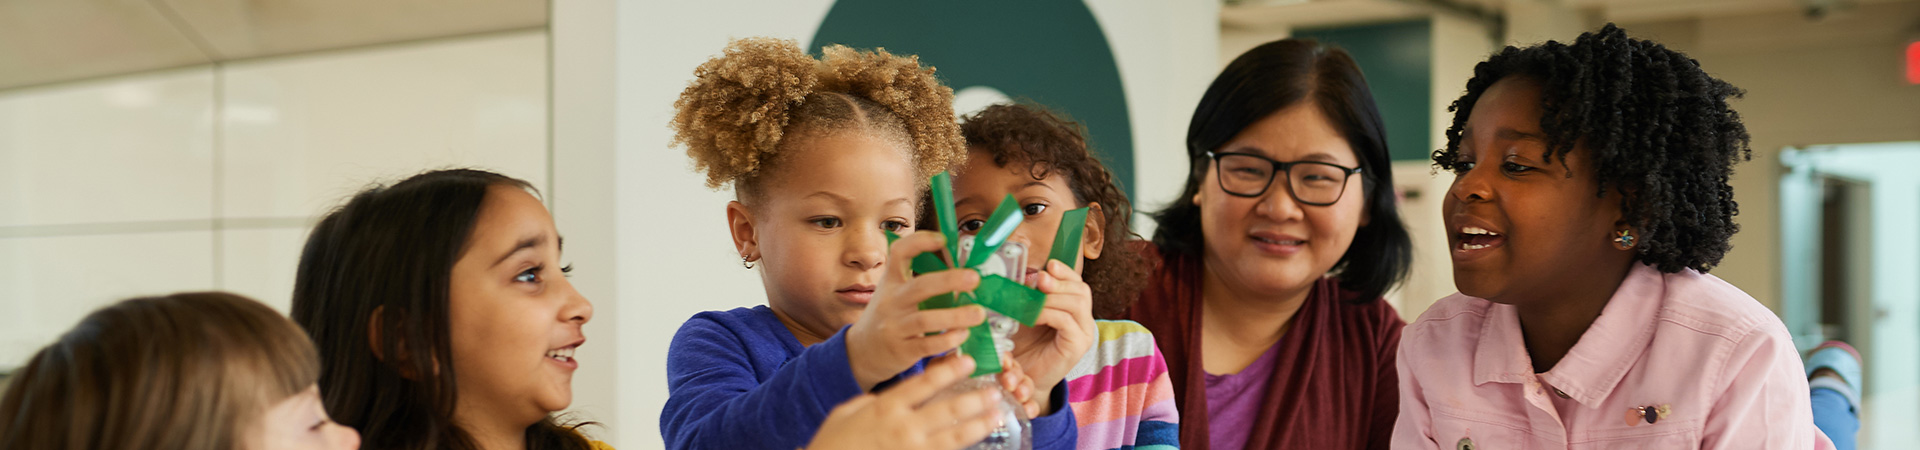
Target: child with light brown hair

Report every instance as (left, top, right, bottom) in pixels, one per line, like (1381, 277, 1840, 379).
(0, 292, 360, 450)
(661, 38, 1086, 450)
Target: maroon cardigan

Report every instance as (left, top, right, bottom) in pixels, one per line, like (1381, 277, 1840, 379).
(1115, 246, 1404, 450)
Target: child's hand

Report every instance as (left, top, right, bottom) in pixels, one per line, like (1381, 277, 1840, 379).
(996, 357, 1041, 418)
(1008, 259, 1097, 415)
(807, 355, 1003, 450)
(846, 231, 987, 391)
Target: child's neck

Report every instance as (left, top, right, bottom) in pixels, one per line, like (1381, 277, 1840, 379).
(455, 409, 529, 450)
(1513, 263, 1633, 372)
(770, 306, 831, 347)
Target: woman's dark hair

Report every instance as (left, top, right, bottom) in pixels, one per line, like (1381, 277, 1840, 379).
(1, 292, 317, 450)
(291, 168, 593, 450)
(1150, 38, 1412, 301)
(1432, 24, 1750, 273)
(951, 102, 1149, 318)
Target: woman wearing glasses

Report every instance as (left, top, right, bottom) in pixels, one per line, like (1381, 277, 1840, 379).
(1112, 39, 1413, 450)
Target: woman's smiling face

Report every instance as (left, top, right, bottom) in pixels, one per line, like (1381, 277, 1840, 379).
(1442, 76, 1627, 305)
(1195, 101, 1368, 298)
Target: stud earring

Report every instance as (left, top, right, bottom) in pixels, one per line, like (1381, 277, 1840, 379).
(741, 253, 756, 269)
(1613, 228, 1637, 250)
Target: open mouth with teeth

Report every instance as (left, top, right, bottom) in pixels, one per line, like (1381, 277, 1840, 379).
(1455, 226, 1505, 251)
(545, 345, 577, 363)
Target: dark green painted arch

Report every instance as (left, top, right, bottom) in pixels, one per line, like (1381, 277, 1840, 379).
(809, 0, 1136, 198)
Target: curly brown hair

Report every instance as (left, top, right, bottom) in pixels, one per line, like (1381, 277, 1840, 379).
(1433, 24, 1751, 273)
(670, 37, 967, 203)
(949, 103, 1148, 319)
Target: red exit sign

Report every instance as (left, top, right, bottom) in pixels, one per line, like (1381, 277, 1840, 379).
(1909, 41, 1920, 85)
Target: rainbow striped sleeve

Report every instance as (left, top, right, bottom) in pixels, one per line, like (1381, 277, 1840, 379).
(1064, 320, 1180, 450)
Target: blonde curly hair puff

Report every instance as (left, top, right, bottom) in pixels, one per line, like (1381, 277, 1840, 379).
(671, 37, 967, 196)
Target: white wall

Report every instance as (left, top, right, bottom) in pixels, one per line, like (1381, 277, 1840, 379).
(597, 2, 1219, 448)
(0, 29, 551, 382)
(1621, 3, 1920, 314)
(1389, 14, 1495, 318)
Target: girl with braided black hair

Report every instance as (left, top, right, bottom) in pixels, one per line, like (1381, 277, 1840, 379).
(1392, 24, 1837, 448)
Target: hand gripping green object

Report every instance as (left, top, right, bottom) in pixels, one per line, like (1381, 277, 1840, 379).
(884, 172, 1089, 376)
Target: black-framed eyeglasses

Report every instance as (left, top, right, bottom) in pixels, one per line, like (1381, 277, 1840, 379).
(1206, 151, 1362, 206)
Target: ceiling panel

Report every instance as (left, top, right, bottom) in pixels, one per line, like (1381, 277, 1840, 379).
(157, 0, 547, 59)
(0, 0, 546, 91)
(0, 0, 211, 90)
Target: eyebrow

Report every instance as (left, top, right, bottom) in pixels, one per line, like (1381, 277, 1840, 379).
(1228, 145, 1344, 164)
(490, 234, 551, 268)
(1494, 128, 1548, 142)
(806, 191, 914, 208)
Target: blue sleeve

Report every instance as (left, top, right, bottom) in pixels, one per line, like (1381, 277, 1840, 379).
(660, 318, 864, 450)
(1030, 381, 1078, 450)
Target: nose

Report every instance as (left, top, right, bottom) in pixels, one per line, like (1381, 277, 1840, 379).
(1255, 177, 1306, 221)
(1449, 163, 1493, 204)
(1006, 226, 1035, 266)
(558, 276, 593, 324)
(339, 424, 362, 450)
(845, 227, 887, 271)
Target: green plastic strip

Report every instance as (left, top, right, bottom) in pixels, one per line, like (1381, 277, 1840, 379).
(961, 322, 1001, 377)
(973, 274, 1046, 326)
(917, 292, 961, 311)
(881, 172, 1054, 376)
(966, 195, 1025, 268)
(886, 228, 952, 275)
(1048, 207, 1090, 270)
(930, 173, 960, 262)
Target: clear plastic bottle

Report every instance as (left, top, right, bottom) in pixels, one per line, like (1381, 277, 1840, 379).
(942, 312, 1031, 450)
(941, 237, 1034, 450)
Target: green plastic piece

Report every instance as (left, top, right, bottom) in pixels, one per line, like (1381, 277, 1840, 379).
(930, 173, 960, 261)
(961, 322, 1001, 376)
(1048, 207, 1090, 270)
(971, 274, 1046, 326)
(882, 172, 1052, 375)
(966, 195, 1025, 268)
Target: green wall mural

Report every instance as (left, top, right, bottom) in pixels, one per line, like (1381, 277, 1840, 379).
(1295, 20, 1434, 162)
(810, 0, 1137, 197)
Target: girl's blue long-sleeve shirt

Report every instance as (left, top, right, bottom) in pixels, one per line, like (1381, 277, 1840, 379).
(662, 305, 1077, 450)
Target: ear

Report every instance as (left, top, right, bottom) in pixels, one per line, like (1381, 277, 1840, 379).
(1081, 202, 1107, 261)
(367, 306, 423, 380)
(727, 201, 759, 262)
(367, 305, 388, 362)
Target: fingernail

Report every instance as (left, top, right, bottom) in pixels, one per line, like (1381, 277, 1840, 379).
(958, 356, 975, 370)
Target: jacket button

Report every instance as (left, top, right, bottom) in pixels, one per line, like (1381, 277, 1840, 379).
(1457, 437, 1474, 450)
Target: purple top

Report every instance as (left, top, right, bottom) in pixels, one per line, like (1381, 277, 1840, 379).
(1203, 341, 1283, 450)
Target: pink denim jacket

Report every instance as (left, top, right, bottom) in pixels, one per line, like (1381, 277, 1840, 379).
(1393, 264, 1832, 449)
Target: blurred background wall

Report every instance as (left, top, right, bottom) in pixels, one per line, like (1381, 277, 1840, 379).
(2, 0, 1917, 448)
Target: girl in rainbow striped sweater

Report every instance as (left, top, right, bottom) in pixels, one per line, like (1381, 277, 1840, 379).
(942, 103, 1180, 450)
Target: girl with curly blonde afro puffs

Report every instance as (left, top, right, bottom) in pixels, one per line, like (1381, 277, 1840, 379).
(660, 38, 1083, 450)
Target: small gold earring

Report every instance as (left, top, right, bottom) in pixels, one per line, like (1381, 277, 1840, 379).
(741, 254, 756, 269)
(1614, 229, 1637, 250)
